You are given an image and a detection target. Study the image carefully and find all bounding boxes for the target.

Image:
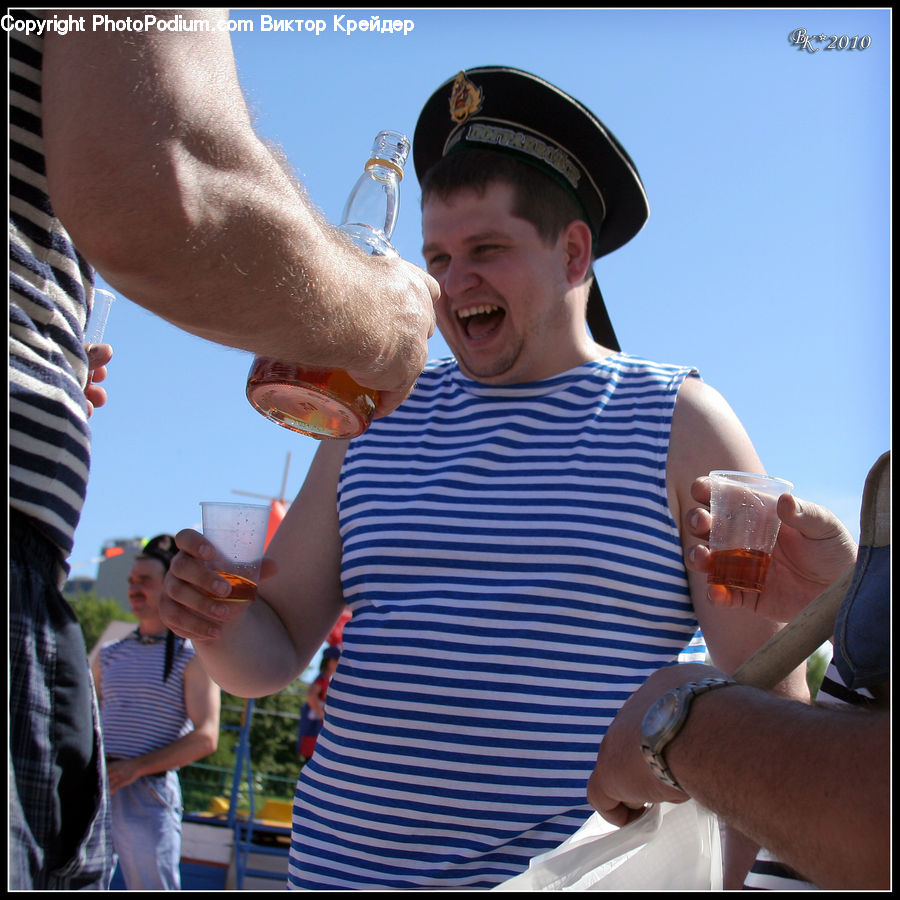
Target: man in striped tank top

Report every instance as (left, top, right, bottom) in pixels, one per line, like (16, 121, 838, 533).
(92, 536, 220, 889)
(162, 67, 812, 889)
(10, 9, 436, 890)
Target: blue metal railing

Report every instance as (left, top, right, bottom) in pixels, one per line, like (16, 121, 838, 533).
(228, 699, 292, 888)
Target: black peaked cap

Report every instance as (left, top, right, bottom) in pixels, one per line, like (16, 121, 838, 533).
(413, 66, 650, 350)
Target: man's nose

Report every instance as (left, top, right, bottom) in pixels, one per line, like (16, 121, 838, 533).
(441, 258, 480, 298)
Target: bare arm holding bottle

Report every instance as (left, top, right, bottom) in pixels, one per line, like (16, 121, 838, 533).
(42, 8, 437, 413)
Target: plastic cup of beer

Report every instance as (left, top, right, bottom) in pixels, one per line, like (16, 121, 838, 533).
(85, 288, 115, 384)
(707, 471, 794, 593)
(200, 502, 270, 601)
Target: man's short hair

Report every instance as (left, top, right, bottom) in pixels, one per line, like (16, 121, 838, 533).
(420, 149, 589, 255)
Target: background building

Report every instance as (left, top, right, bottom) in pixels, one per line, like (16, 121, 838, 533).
(65, 537, 146, 613)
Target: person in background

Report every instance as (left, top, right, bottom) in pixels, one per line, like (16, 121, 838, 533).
(160, 66, 814, 889)
(92, 535, 221, 890)
(9, 8, 437, 889)
(297, 646, 342, 762)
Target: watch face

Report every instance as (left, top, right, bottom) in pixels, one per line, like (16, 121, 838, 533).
(644, 690, 680, 737)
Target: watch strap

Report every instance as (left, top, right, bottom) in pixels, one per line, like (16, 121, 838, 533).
(641, 677, 737, 791)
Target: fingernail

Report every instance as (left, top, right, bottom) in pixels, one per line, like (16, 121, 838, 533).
(212, 580, 230, 598)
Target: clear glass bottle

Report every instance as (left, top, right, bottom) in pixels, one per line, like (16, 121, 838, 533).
(246, 130, 410, 439)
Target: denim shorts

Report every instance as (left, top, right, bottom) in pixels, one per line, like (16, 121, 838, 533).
(9, 510, 114, 889)
(111, 771, 183, 889)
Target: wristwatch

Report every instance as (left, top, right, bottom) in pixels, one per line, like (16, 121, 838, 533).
(640, 677, 736, 791)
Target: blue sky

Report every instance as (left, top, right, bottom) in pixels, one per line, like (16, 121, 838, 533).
(70, 8, 890, 579)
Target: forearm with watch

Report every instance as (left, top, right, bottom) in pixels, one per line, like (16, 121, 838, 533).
(640, 678, 889, 890)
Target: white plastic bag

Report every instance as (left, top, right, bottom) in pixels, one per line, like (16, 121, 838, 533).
(494, 801, 722, 891)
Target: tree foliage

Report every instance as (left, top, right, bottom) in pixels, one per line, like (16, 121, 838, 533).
(210, 682, 309, 779)
(187, 680, 312, 810)
(66, 589, 136, 650)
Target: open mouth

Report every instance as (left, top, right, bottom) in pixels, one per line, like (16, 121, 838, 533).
(457, 304, 505, 339)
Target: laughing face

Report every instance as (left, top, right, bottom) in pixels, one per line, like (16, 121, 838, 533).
(422, 181, 595, 384)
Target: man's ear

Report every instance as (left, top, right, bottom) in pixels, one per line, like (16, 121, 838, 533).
(562, 219, 594, 286)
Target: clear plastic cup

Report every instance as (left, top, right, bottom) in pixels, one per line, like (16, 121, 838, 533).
(85, 288, 115, 384)
(200, 502, 270, 601)
(707, 470, 794, 593)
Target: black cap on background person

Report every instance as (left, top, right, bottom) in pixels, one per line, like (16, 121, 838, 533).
(139, 534, 180, 681)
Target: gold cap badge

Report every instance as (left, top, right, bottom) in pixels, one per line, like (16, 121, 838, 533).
(448, 71, 484, 124)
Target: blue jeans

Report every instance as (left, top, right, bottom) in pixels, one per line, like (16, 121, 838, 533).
(111, 771, 183, 889)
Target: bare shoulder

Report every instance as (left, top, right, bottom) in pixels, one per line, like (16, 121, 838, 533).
(667, 375, 763, 524)
(673, 374, 736, 422)
(671, 376, 759, 460)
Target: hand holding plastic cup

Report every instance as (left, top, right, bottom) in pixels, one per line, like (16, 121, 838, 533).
(707, 471, 794, 593)
(85, 288, 115, 384)
(200, 502, 270, 601)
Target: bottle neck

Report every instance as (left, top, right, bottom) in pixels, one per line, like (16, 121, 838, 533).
(366, 158, 404, 179)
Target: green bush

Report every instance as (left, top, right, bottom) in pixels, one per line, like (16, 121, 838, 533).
(182, 685, 309, 814)
(66, 590, 136, 650)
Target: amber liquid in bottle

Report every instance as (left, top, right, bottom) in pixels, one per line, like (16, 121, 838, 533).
(246, 361, 377, 439)
(246, 131, 409, 439)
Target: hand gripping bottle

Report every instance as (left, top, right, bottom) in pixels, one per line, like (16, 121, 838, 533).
(246, 130, 410, 439)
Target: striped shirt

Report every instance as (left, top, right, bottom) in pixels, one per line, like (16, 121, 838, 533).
(288, 354, 707, 890)
(98, 633, 196, 759)
(9, 9, 96, 573)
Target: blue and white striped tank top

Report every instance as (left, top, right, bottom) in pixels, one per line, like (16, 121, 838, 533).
(288, 355, 706, 890)
(9, 10, 96, 571)
(99, 634, 195, 758)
